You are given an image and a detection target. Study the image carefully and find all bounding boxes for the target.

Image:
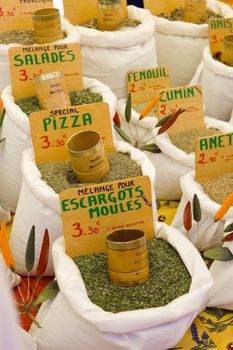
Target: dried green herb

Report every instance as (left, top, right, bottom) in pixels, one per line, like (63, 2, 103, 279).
(0, 30, 35, 45)
(15, 89, 103, 117)
(80, 17, 140, 30)
(169, 128, 220, 154)
(158, 7, 221, 24)
(200, 173, 233, 205)
(38, 152, 142, 193)
(74, 238, 191, 313)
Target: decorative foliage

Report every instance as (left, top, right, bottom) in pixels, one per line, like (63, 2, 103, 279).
(192, 194, 202, 222)
(125, 93, 132, 123)
(200, 308, 233, 334)
(1, 222, 54, 328)
(0, 220, 16, 272)
(203, 247, 233, 261)
(214, 192, 233, 222)
(34, 280, 59, 306)
(113, 93, 185, 152)
(224, 222, 233, 233)
(25, 225, 35, 272)
(183, 201, 192, 232)
(36, 228, 50, 277)
(223, 232, 233, 242)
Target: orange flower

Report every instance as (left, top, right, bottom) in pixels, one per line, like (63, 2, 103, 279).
(214, 192, 233, 222)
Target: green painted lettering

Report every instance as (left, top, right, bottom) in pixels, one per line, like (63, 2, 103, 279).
(14, 54, 24, 67)
(82, 113, 92, 126)
(200, 138, 208, 151)
(43, 117, 51, 132)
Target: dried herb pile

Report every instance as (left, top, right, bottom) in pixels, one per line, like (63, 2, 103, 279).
(158, 7, 221, 24)
(0, 30, 35, 45)
(74, 238, 191, 313)
(38, 153, 142, 193)
(15, 89, 103, 117)
(80, 17, 140, 30)
(200, 173, 233, 204)
(169, 128, 220, 154)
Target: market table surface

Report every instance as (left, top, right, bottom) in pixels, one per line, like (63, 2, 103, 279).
(8, 200, 233, 349)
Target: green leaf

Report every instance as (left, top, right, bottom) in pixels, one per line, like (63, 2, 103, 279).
(33, 280, 59, 306)
(0, 108, 5, 128)
(203, 247, 233, 261)
(0, 138, 5, 143)
(192, 193, 202, 222)
(155, 110, 177, 127)
(125, 93, 131, 123)
(224, 222, 233, 233)
(25, 225, 35, 272)
(114, 125, 131, 144)
(140, 143, 162, 153)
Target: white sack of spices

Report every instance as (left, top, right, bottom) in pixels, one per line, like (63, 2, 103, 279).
(190, 45, 233, 122)
(208, 219, 233, 310)
(10, 141, 157, 276)
(116, 99, 233, 200)
(0, 77, 117, 212)
(172, 171, 233, 252)
(0, 18, 79, 92)
(29, 223, 213, 350)
(153, 0, 233, 87)
(73, 6, 157, 99)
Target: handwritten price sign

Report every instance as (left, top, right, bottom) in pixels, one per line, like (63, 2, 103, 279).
(208, 18, 233, 58)
(0, 0, 53, 32)
(63, 0, 127, 25)
(156, 85, 205, 135)
(29, 102, 115, 164)
(195, 132, 233, 182)
(9, 43, 83, 99)
(127, 66, 170, 104)
(59, 176, 155, 258)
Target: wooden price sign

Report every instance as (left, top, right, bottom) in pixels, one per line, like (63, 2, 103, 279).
(143, 0, 184, 16)
(29, 102, 115, 164)
(156, 85, 205, 135)
(0, 0, 54, 32)
(208, 18, 233, 57)
(59, 175, 155, 258)
(195, 132, 233, 182)
(9, 43, 83, 99)
(63, 0, 127, 25)
(127, 66, 170, 104)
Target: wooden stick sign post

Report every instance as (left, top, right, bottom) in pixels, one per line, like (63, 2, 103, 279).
(29, 103, 115, 164)
(127, 66, 170, 104)
(0, 0, 54, 32)
(63, 0, 127, 25)
(9, 43, 83, 99)
(195, 132, 233, 182)
(156, 85, 205, 135)
(59, 176, 155, 258)
(208, 18, 233, 58)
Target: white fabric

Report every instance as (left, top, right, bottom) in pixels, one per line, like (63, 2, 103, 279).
(0, 254, 21, 288)
(0, 261, 37, 350)
(172, 171, 233, 251)
(154, 0, 233, 87)
(0, 77, 117, 212)
(29, 223, 213, 350)
(190, 45, 233, 122)
(117, 98, 233, 199)
(208, 219, 233, 309)
(0, 19, 80, 92)
(0, 204, 11, 224)
(10, 141, 157, 276)
(75, 6, 157, 99)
